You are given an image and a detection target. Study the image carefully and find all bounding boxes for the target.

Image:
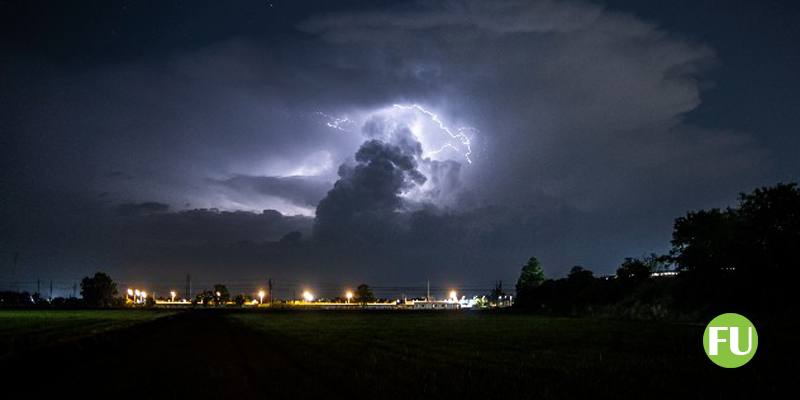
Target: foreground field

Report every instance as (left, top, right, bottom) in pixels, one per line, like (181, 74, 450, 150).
(0, 309, 173, 358)
(230, 312, 786, 398)
(0, 310, 789, 398)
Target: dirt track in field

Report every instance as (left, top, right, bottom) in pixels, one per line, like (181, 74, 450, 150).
(1, 310, 343, 397)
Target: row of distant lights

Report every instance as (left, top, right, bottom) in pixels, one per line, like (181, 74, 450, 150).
(125, 288, 461, 303)
(300, 289, 460, 302)
(126, 288, 151, 304)
(127, 288, 180, 303)
(126, 288, 323, 304)
(300, 290, 353, 302)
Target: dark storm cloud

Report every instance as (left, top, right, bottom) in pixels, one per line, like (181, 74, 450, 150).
(299, 0, 767, 268)
(115, 201, 170, 217)
(314, 138, 426, 240)
(2, 0, 786, 292)
(116, 208, 312, 245)
(1, 38, 366, 212)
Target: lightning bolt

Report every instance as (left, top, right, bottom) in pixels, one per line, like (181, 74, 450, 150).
(427, 143, 460, 155)
(392, 104, 474, 164)
(316, 111, 352, 132)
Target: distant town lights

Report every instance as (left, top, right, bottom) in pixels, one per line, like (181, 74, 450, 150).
(302, 290, 314, 302)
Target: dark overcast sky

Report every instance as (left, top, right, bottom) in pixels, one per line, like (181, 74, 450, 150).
(1, 0, 798, 297)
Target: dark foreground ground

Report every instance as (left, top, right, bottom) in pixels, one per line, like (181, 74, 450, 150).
(0, 309, 791, 398)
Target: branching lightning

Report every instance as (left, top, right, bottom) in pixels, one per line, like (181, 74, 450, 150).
(317, 105, 476, 164)
(427, 143, 460, 155)
(316, 111, 352, 132)
(392, 104, 475, 164)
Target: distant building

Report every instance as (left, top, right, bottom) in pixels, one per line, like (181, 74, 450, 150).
(411, 300, 460, 310)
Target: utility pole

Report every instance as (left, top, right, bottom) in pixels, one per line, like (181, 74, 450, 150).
(186, 274, 191, 301)
(12, 252, 19, 292)
(426, 280, 430, 301)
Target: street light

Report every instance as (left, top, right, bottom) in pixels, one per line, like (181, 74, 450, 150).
(302, 290, 314, 302)
(170, 291, 176, 302)
(345, 291, 353, 303)
(449, 290, 458, 301)
(258, 290, 265, 304)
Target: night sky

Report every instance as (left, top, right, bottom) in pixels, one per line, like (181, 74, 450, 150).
(2, 0, 799, 297)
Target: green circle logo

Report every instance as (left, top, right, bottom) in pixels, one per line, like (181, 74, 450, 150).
(703, 313, 758, 368)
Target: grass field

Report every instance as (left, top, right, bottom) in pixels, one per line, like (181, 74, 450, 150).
(0, 309, 174, 358)
(0, 309, 789, 398)
(228, 311, 782, 398)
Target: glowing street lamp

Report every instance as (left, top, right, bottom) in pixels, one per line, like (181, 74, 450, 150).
(127, 288, 134, 296)
(302, 290, 314, 302)
(170, 291, 176, 302)
(449, 290, 458, 301)
(258, 290, 265, 304)
(345, 291, 353, 303)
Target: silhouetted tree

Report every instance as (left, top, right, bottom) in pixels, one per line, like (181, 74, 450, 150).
(671, 208, 737, 276)
(567, 265, 594, 283)
(80, 272, 117, 307)
(514, 257, 546, 308)
(355, 284, 375, 305)
(669, 182, 800, 317)
(195, 290, 215, 306)
(234, 294, 248, 306)
(517, 257, 545, 289)
(213, 284, 230, 305)
(735, 183, 800, 279)
(0, 291, 34, 306)
(616, 258, 651, 285)
(489, 280, 506, 302)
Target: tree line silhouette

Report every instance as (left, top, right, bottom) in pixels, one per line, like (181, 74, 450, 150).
(515, 182, 800, 320)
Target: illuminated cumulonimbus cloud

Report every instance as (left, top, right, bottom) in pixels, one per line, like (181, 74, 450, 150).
(315, 103, 477, 210)
(319, 103, 477, 165)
